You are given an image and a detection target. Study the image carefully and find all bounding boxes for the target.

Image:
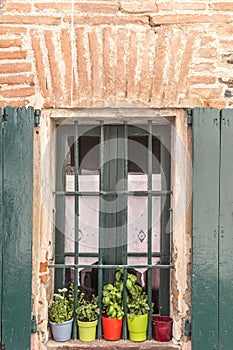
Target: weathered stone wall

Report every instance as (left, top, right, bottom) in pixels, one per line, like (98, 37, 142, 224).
(0, 0, 233, 109)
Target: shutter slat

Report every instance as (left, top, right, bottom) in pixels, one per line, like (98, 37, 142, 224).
(192, 108, 220, 350)
(219, 109, 233, 349)
(2, 106, 34, 350)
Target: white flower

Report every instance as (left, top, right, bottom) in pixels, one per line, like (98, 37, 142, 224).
(59, 296, 64, 300)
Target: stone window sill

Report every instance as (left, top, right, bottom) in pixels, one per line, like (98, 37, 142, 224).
(47, 339, 180, 350)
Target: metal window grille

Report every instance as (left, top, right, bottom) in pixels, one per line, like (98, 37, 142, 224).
(51, 121, 172, 340)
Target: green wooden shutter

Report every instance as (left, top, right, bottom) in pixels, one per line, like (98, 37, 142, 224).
(219, 109, 233, 349)
(0, 108, 2, 342)
(192, 108, 220, 350)
(1, 107, 34, 350)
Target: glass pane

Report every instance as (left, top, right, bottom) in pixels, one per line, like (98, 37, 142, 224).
(128, 194, 148, 267)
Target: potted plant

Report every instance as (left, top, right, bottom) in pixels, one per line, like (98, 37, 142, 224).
(102, 269, 124, 340)
(76, 291, 99, 341)
(48, 286, 74, 341)
(126, 272, 152, 342)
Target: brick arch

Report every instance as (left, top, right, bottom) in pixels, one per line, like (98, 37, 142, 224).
(30, 25, 198, 109)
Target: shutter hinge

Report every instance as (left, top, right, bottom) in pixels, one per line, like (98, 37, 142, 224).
(31, 315, 37, 334)
(184, 319, 191, 337)
(0, 344, 6, 350)
(187, 108, 193, 125)
(34, 109, 41, 127)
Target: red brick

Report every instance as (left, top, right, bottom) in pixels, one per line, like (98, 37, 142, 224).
(65, 15, 148, 25)
(0, 99, 30, 107)
(40, 262, 48, 273)
(34, 2, 70, 11)
(198, 48, 217, 58)
(75, 2, 118, 13)
(0, 39, 21, 48)
(150, 14, 231, 25)
(189, 88, 223, 99)
(116, 28, 127, 99)
(194, 63, 215, 72)
(0, 15, 61, 26)
(177, 31, 197, 94)
(127, 31, 138, 99)
(4, 2, 32, 12)
(189, 76, 217, 85)
(1, 86, 35, 98)
(150, 28, 167, 103)
(163, 30, 183, 105)
(30, 30, 49, 99)
(0, 26, 26, 35)
(201, 36, 215, 45)
(0, 74, 34, 85)
(44, 30, 63, 106)
(0, 62, 32, 73)
(88, 31, 103, 101)
(139, 31, 155, 102)
(158, 2, 206, 11)
(76, 28, 91, 98)
(212, 2, 233, 11)
(103, 27, 116, 103)
(0, 50, 27, 60)
(121, 1, 158, 13)
(61, 28, 72, 105)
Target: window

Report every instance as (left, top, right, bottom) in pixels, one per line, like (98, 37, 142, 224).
(54, 121, 171, 339)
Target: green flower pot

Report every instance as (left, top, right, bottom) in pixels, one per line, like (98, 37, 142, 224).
(127, 314, 148, 342)
(78, 319, 98, 341)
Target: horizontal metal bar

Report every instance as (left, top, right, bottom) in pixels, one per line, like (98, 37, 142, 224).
(55, 190, 171, 197)
(49, 264, 173, 269)
(64, 252, 99, 257)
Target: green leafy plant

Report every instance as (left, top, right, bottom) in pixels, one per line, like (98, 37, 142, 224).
(48, 285, 74, 323)
(76, 292, 99, 322)
(126, 271, 153, 320)
(102, 269, 124, 320)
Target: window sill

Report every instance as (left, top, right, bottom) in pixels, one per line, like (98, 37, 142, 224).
(47, 339, 180, 350)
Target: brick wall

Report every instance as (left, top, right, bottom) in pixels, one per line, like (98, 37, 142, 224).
(0, 0, 233, 109)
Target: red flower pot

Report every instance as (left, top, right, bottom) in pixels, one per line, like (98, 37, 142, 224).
(152, 316, 173, 342)
(102, 315, 123, 340)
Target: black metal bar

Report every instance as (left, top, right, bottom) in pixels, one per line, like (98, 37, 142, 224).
(55, 190, 171, 196)
(49, 264, 173, 269)
(147, 121, 152, 339)
(73, 122, 79, 339)
(97, 122, 104, 339)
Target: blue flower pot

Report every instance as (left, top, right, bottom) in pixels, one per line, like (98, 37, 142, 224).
(49, 319, 73, 341)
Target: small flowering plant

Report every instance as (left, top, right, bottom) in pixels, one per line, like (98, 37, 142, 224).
(48, 286, 74, 323)
(76, 291, 99, 322)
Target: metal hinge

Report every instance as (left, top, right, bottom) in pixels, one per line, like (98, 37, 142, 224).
(187, 108, 193, 125)
(31, 315, 37, 334)
(184, 319, 192, 337)
(34, 109, 41, 127)
(0, 344, 6, 350)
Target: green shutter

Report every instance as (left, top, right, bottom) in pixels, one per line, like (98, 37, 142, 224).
(219, 109, 233, 349)
(2, 107, 34, 350)
(192, 108, 220, 350)
(0, 108, 2, 342)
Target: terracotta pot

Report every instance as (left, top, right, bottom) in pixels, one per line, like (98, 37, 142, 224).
(102, 315, 123, 340)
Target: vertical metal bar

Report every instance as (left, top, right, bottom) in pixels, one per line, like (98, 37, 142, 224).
(98, 122, 104, 339)
(55, 127, 66, 291)
(73, 122, 79, 339)
(147, 121, 153, 339)
(159, 126, 171, 316)
(122, 122, 128, 340)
